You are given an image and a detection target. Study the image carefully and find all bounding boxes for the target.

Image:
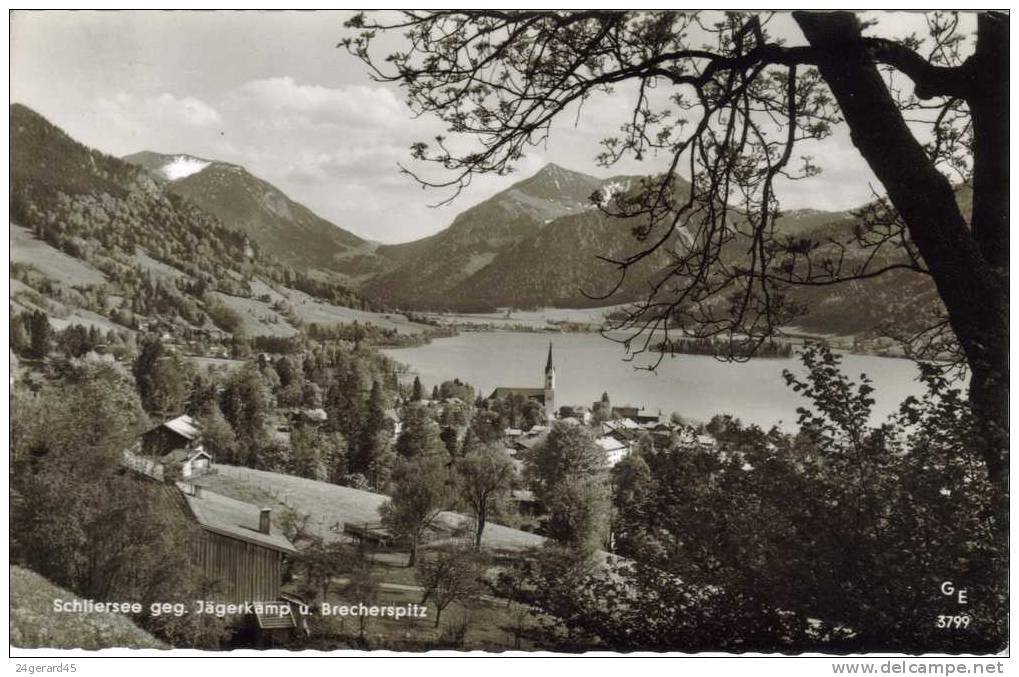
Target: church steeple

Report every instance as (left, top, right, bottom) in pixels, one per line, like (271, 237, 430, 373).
(543, 343, 556, 420)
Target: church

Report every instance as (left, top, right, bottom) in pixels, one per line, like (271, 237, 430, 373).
(488, 343, 556, 421)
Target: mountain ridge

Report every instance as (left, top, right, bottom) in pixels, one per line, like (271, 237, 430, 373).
(124, 150, 374, 277)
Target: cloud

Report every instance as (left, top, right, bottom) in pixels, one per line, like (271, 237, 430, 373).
(224, 76, 408, 129)
(96, 91, 221, 129)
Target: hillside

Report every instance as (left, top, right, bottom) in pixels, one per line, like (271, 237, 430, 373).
(10, 104, 428, 343)
(10, 566, 167, 650)
(125, 151, 378, 278)
(457, 208, 675, 308)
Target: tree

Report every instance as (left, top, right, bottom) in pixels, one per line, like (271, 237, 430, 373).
(395, 403, 446, 459)
(321, 430, 349, 484)
(10, 314, 30, 356)
(219, 363, 269, 452)
(470, 409, 504, 444)
(351, 380, 390, 482)
(26, 310, 51, 359)
(186, 373, 219, 417)
(195, 402, 238, 464)
(457, 442, 516, 547)
(525, 423, 610, 551)
(149, 353, 191, 415)
(132, 336, 190, 415)
(379, 454, 455, 567)
(411, 375, 425, 401)
(416, 545, 486, 627)
(324, 363, 366, 449)
(297, 537, 351, 605)
(610, 453, 653, 554)
(438, 378, 475, 402)
(340, 549, 380, 644)
(291, 424, 329, 481)
(525, 422, 606, 497)
(344, 10, 1009, 505)
(541, 477, 611, 552)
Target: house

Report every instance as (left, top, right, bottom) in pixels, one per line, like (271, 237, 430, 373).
(595, 435, 631, 466)
(140, 415, 216, 479)
(298, 408, 328, 425)
(601, 417, 642, 442)
(697, 434, 718, 448)
(558, 405, 592, 424)
(488, 343, 557, 420)
(142, 414, 203, 458)
(632, 409, 662, 425)
(160, 447, 213, 478)
(508, 431, 548, 455)
(509, 488, 541, 517)
(611, 405, 642, 421)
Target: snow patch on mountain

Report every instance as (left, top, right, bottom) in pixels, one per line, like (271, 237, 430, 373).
(160, 155, 211, 180)
(596, 179, 631, 207)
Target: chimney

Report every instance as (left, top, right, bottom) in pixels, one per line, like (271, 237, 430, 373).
(259, 508, 271, 535)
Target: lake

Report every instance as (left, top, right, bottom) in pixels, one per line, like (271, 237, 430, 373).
(383, 331, 931, 430)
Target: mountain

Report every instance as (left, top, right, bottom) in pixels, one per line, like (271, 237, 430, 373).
(123, 151, 377, 278)
(361, 163, 648, 309)
(354, 159, 945, 346)
(13, 101, 943, 345)
(9, 104, 389, 342)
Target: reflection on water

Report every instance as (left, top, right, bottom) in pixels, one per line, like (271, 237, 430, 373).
(383, 332, 931, 430)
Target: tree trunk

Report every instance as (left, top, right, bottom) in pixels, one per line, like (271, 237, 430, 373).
(408, 534, 418, 567)
(793, 11, 1009, 503)
(965, 13, 1010, 504)
(475, 505, 486, 548)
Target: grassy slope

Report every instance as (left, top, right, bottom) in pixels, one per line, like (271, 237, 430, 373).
(204, 465, 544, 553)
(10, 223, 106, 286)
(10, 566, 167, 650)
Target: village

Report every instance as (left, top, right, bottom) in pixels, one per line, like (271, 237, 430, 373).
(101, 341, 723, 649)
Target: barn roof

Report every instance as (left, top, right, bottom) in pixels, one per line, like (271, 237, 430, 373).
(178, 484, 296, 554)
(161, 415, 201, 441)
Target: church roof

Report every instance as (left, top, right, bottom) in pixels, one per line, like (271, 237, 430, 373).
(545, 342, 554, 371)
(489, 387, 546, 403)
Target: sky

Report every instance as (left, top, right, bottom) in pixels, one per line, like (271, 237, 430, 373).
(10, 11, 968, 244)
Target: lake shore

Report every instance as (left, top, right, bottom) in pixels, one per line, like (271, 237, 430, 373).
(382, 331, 929, 432)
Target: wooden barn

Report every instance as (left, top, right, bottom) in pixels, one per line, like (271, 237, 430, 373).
(139, 415, 213, 479)
(158, 481, 302, 640)
(175, 484, 297, 604)
(142, 414, 204, 458)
